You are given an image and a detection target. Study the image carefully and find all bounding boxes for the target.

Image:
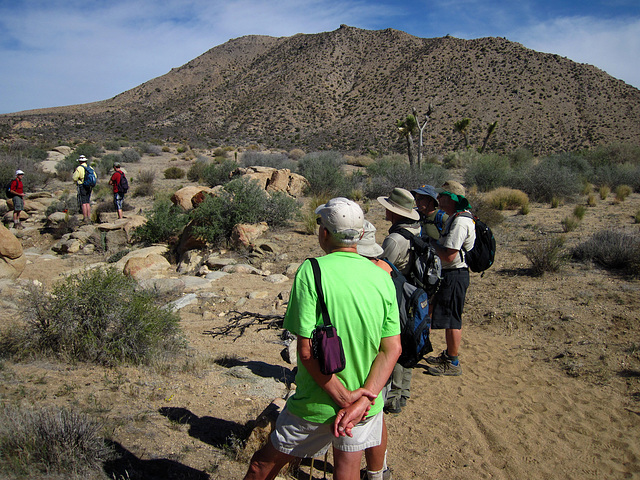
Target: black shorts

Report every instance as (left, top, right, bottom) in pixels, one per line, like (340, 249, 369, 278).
(431, 268, 469, 330)
(77, 185, 92, 205)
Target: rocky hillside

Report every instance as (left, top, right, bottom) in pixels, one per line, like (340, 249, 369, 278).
(3, 25, 640, 155)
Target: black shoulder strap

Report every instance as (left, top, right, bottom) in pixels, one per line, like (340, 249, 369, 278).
(308, 258, 332, 327)
(393, 227, 430, 253)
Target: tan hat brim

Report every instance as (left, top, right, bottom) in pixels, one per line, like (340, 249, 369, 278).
(376, 196, 420, 221)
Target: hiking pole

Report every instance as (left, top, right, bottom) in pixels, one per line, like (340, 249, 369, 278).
(310, 457, 314, 479)
(323, 450, 328, 479)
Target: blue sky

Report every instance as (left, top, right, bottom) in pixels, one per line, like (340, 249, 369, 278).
(1, 0, 639, 114)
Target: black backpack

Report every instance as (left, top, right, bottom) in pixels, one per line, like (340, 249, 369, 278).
(383, 259, 432, 368)
(392, 227, 443, 298)
(5, 180, 16, 198)
(118, 172, 129, 194)
(448, 211, 496, 275)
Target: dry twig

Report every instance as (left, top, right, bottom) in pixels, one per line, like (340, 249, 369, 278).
(203, 310, 284, 340)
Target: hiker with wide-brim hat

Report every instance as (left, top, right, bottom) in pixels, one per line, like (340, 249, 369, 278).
(376, 187, 421, 414)
(425, 180, 475, 377)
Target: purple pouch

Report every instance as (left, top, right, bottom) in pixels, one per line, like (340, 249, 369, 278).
(312, 325, 346, 375)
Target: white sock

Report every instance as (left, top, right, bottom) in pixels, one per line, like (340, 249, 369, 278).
(367, 469, 384, 480)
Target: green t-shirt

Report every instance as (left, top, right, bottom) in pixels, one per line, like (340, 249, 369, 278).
(284, 251, 400, 424)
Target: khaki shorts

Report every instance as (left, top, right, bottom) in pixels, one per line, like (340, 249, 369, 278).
(270, 406, 383, 458)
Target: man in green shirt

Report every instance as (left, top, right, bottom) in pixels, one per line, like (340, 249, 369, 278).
(244, 197, 401, 480)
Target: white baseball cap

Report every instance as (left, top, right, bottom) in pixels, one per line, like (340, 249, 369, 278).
(315, 197, 364, 241)
(15, 170, 24, 176)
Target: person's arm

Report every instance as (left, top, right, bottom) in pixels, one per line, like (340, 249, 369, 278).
(72, 166, 83, 183)
(381, 236, 402, 266)
(432, 241, 459, 263)
(333, 334, 402, 436)
(298, 336, 376, 408)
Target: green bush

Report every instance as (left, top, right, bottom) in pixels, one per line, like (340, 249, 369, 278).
(187, 158, 209, 182)
(599, 185, 610, 200)
(298, 151, 351, 197)
(74, 142, 102, 159)
(509, 155, 583, 202)
(524, 236, 566, 276)
(121, 147, 141, 163)
(164, 166, 185, 179)
(0, 405, 111, 477)
(0, 154, 50, 198)
(190, 178, 301, 246)
(572, 230, 640, 274)
(133, 199, 189, 244)
(202, 159, 238, 187)
(443, 149, 481, 169)
(464, 153, 510, 191)
(561, 215, 580, 232)
(485, 187, 529, 211)
(104, 139, 122, 150)
(573, 205, 587, 220)
(2, 268, 185, 364)
(615, 184, 632, 202)
(365, 155, 447, 199)
(98, 153, 121, 176)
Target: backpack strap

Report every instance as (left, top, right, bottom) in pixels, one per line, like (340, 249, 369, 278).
(308, 258, 332, 327)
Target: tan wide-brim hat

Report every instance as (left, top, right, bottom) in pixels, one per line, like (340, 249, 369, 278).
(377, 187, 420, 221)
(357, 220, 384, 258)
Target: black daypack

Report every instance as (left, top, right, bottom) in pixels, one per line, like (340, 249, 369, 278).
(448, 211, 496, 274)
(392, 227, 443, 298)
(383, 259, 432, 368)
(5, 180, 16, 198)
(118, 172, 129, 194)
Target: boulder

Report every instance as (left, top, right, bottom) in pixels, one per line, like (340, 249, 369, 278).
(0, 224, 26, 279)
(123, 253, 171, 281)
(171, 186, 217, 211)
(287, 173, 309, 197)
(114, 245, 170, 271)
(51, 146, 72, 156)
(231, 222, 269, 249)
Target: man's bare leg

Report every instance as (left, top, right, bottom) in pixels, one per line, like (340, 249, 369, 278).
(243, 439, 293, 480)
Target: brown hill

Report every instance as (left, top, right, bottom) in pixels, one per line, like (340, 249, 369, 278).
(2, 25, 640, 155)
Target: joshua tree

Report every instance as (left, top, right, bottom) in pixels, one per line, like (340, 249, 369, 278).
(454, 118, 471, 149)
(397, 114, 418, 167)
(413, 104, 433, 168)
(480, 121, 498, 153)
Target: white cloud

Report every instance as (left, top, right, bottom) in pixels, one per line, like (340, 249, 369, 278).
(515, 16, 640, 88)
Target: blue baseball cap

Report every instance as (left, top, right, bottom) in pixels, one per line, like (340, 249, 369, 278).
(411, 184, 439, 205)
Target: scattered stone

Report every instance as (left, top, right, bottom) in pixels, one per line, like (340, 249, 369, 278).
(164, 293, 198, 312)
(231, 222, 269, 249)
(222, 264, 262, 275)
(123, 253, 171, 281)
(264, 274, 289, 284)
(248, 291, 269, 299)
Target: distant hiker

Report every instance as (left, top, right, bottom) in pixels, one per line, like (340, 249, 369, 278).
(411, 184, 448, 241)
(377, 187, 421, 414)
(8, 169, 25, 229)
(426, 181, 475, 376)
(72, 155, 94, 223)
(243, 197, 400, 480)
(108, 162, 126, 219)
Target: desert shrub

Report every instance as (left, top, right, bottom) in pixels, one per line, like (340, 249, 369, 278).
(136, 142, 161, 156)
(524, 235, 566, 276)
(508, 148, 535, 169)
(466, 194, 504, 227)
(635, 209, 640, 224)
(593, 163, 639, 191)
(98, 153, 121, 176)
(587, 194, 597, 207)
(288, 148, 306, 161)
(121, 147, 141, 163)
(599, 185, 610, 200)
(74, 142, 102, 159)
(298, 151, 352, 197)
(137, 169, 155, 184)
(164, 166, 185, 179)
(3, 268, 185, 364)
(187, 158, 209, 182)
(580, 142, 640, 168)
(133, 169, 155, 197)
(346, 155, 375, 167)
(0, 405, 111, 477)
(45, 194, 78, 217)
(615, 184, 632, 202)
(520, 203, 531, 215)
(485, 187, 529, 211)
(364, 155, 447, 199)
(561, 215, 580, 232)
(133, 199, 189, 244)
(202, 159, 238, 187)
(104, 139, 122, 150)
(550, 197, 560, 208)
(572, 230, 640, 274)
(241, 151, 296, 170)
(573, 205, 587, 220)
(190, 178, 300, 245)
(508, 155, 583, 202)
(443, 149, 481, 169)
(464, 153, 510, 191)
(177, 145, 188, 154)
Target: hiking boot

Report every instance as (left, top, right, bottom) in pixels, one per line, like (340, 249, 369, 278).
(427, 360, 462, 376)
(383, 468, 393, 480)
(383, 398, 402, 414)
(399, 396, 408, 407)
(425, 350, 449, 365)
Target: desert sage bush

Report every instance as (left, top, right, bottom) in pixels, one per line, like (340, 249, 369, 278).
(202, 159, 239, 187)
(524, 235, 566, 276)
(572, 230, 640, 274)
(364, 155, 447, 199)
(509, 155, 583, 202)
(164, 166, 185, 179)
(187, 158, 209, 182)
(2, 268, 185, 365)
(298, 151, 352, 197)
(0, 405, 111, 478)
(464, 153, 511, 191)
(121, 147, 141, 163)
(190, 178, 301, 245)
(133, 199, 189, 244)
(0, 154, 50, 197)
(484, 187, 529, 211)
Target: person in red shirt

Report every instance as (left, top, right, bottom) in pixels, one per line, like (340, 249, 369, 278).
(108, 162, 125, 219)
(9, 170, 25, 229)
